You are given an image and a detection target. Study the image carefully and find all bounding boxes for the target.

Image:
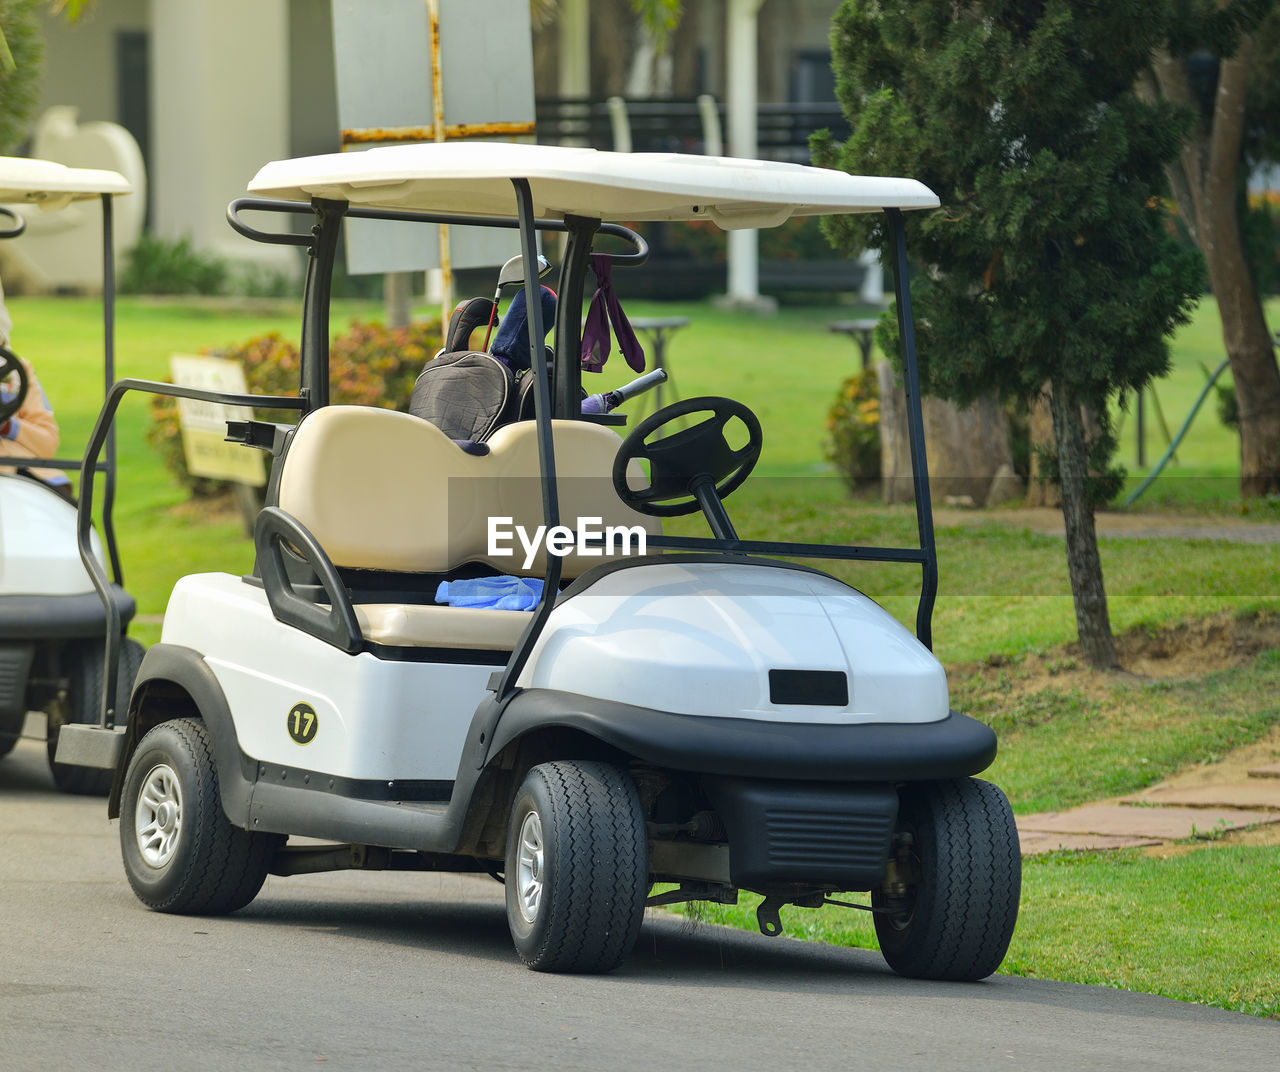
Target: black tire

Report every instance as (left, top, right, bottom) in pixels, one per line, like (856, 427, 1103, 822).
(48, 636, 146, 796)
(504, 760, 649, 973)
(119, 718, 278, 915)
(873, 777, 1021, 981)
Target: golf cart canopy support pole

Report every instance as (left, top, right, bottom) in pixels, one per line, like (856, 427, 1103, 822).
(885, 207, 938, 650)
(555, 214, 602, 418)
(301, 199, 347, 413)
(492, 178, 565, 701)
(100, 191, 123, 585)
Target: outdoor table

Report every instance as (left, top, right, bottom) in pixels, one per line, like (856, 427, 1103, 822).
(628, 315, 689, 414)
(829, 317, 880, 369)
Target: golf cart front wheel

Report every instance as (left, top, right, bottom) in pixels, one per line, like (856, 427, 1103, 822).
(504, 760, 648, 973)
(872, 777, 1021, 981)
(120, 718, 278, 915)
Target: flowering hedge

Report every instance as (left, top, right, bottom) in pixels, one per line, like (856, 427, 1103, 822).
(824, 367, 881, 491)
(147, 318, 440, 496)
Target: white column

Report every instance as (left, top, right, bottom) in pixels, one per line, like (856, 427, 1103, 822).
(724, 0, 770, 311)
(558, 0, 589, 99)
(149, 0, 292, 269)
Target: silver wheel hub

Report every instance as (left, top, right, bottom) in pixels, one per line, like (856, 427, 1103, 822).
(515, 810, 545, 924)
(136, 763, 183, 869)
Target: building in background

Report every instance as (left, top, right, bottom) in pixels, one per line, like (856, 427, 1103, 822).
(32, 0, 847, 285)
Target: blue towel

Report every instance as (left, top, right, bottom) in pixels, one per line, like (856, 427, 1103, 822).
(435, 576, 544, 611)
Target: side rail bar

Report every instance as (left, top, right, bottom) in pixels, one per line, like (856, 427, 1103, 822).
(0, 205, 26, 238)
(226, 197, 650, 266)
(77, 379, 306, 733)
(226, 198, 317, 246)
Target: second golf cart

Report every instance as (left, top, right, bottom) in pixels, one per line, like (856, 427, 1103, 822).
(0, 156, 144, 794)
(80, 142, 1020, 977)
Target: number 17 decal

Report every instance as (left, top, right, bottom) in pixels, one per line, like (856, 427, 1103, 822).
(287, 702, 318, 745)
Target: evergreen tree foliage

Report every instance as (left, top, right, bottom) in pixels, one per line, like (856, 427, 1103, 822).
(814, 1, 1205, 667)
(816, 1, 1203, 412)
(0, 0, 44, 154)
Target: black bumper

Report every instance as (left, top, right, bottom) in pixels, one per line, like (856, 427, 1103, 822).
(489, 688, 997, 782)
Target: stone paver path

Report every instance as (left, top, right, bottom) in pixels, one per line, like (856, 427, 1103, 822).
(1017, 761, 1280, 855)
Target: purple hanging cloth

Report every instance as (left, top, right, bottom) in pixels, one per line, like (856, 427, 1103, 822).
(580, 254, 645, 373)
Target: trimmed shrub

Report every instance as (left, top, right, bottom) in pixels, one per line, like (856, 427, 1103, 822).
(120, 234, 228, 296)
(824, 367, 881, 490)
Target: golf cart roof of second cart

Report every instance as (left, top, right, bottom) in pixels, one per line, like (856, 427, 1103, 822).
(0, 156, 133, 204)
(246, 141, 938, 226)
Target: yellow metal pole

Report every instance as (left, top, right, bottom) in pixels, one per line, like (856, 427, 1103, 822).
(428, 0, 452, 324)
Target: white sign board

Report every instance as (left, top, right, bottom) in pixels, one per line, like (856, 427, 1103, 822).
(170, 354, 265, 487)
(331, 0, 537, 275)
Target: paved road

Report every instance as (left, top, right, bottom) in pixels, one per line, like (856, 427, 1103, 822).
(3, 734, 1277, 1072)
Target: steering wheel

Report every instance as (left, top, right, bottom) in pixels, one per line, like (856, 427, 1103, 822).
(0, 344, 29, 426)
(612, 396, 763, 517)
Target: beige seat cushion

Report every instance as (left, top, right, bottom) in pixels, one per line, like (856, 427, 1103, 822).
(275, 406, 657, 649)
(355, 603, 533, 650)
(278, 406, 657, 579)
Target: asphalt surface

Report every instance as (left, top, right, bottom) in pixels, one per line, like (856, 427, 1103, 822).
(3, 731, 1277, 1072)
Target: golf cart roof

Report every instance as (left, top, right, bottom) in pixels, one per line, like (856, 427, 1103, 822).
(246, 142, 938, 228)
(0, 156, 133, 205)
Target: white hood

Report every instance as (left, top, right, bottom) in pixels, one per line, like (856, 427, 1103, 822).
(0, 476, 104, 596)
(517, 561, 949, 725)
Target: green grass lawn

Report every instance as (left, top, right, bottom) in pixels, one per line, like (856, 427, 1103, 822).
(6, 287, 1280, 1016)
(680, 840, 1280, 1019)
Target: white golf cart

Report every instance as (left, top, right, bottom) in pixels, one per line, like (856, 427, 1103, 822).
(0, 157, 144, 794)
(75, 142, 1020, 977)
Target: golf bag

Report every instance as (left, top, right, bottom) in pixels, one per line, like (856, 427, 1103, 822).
(409, 286, 555, 443)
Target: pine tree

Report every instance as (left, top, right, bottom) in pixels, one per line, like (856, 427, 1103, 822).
(815, 1, 1205, 668)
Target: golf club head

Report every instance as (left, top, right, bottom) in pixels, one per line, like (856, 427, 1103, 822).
(496, 253, 552, 290)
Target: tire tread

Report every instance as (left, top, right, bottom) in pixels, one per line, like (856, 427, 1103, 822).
(121, 717, 276, 915)
(508, 760, 647, 973)
(875, 777, 1021, 981)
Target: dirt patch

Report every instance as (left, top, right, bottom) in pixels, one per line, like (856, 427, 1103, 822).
(953, 608, 1280, 708)
(167, 491, 241, 524)
(1113, 610, 1280, 677)
(166, 489, 255, 532)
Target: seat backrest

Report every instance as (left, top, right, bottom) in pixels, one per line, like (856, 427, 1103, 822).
(277, 406, 657, 579)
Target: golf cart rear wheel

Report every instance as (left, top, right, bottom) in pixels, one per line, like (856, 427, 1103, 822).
(120, 717, 278, 915)
(504, 760, 648, 973)
(872, 777, 1021, 981)
(47, 637, 145, 796)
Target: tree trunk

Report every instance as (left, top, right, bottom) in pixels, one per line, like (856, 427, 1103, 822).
(1026, 382, 1106, 507)
(877, 361, 1019, 506)
(1050, 376, 1120, 670)
(1149, 44, 1280, 497)
(1025, 386, 1059, 507)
